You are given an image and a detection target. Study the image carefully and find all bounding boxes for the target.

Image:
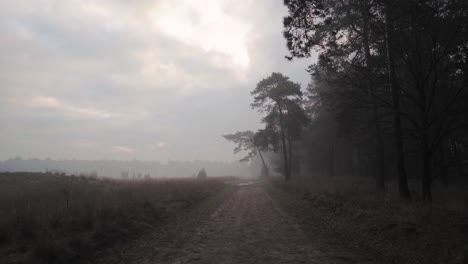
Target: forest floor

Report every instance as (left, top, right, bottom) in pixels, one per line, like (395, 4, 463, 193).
(269, 177, 468, 264)
(92, 180, 374, 264)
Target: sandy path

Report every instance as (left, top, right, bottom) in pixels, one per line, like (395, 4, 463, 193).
(94, 183, 372, 264)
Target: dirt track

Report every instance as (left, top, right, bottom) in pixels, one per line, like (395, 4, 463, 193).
(94, 182, 373, 264)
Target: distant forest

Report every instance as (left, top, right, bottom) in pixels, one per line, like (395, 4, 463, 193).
(0, 157, 251, 178)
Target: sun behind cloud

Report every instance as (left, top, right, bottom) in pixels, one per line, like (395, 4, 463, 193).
(150, 0, 251, 70)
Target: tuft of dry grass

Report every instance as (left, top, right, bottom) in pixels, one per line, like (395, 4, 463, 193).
(274, 175, 468, 211)
(0, 172, 227, 264)
(269, 175, 468, 264)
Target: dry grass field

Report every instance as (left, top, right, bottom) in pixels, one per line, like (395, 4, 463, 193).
(0, 172, 227, 264)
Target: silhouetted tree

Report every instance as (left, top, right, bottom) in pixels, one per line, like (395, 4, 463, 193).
(251, 72, 309, 180)
(223, 131, 270, 177)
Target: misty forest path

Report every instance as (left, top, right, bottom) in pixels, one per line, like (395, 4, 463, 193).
(94, 182, 372, 264)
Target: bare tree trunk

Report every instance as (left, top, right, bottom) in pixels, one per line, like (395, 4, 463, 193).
(385, 1, 411, 199)
(439, 140, 449, 186)
(361, 1, 386, 191)
(287, 132, 293, 176)
(257, 148, 267, 169)
(257, 148, 269, 177)
(375, 127, 386, 191)
(329, 137, 335, 177)
(422, 139, 433, 202)
(357, 146, 363, 177)
(278, 103, 290, 180)
(451, 138, 465, 178)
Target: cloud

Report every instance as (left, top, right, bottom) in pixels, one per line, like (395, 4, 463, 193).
(151, 0, 251, 70)
(112, 145, 134, 153)
(0, 0, 313, 162)
(27, 96, 115, 119)
(156, 142, 167, 149)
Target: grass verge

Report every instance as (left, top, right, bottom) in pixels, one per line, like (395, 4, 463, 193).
(267, 177, 468, 264)
(0, 172, 228, 264)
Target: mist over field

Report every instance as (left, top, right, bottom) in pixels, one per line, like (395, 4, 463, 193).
(0, 157, 252, 178)
(1, 0, 468, 264)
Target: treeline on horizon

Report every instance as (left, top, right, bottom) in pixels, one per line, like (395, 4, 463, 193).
(0, 157, 251, 178)
(224, 0, 468, 202)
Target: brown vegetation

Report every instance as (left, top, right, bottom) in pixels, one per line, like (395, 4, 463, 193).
(0, 172, 226, 264)
(269, 176, 468, 263)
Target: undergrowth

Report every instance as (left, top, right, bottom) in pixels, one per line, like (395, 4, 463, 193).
(268, 176, 468, 264)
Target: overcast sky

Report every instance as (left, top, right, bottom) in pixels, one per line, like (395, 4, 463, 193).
(0, 0, 314, 162)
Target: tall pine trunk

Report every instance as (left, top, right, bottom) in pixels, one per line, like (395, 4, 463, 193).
(421, 139, 433, 202)
(439, 139, 449, 186)
(385, 1, 411, 199)
(362, 3, 386, 191)
(287, 132, 293, 176)
(451, 138, 465, 178)
(420, 85, 432, 201)
(329, 137, 335, 177)
(278, 103, 290, 180)
(257, 148, 269, 177)
(375, 126, 386, 191)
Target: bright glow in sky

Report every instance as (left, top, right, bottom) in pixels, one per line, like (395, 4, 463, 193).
(0, 0, 313, 162)
(152, 0, 251, 69)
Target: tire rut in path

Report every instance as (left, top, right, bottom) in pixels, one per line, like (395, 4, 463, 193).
(170, 184, 368, 264)
(95, 184, 373, 264)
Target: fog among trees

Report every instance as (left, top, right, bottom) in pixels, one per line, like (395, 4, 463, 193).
(222, 0, 468, 203)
